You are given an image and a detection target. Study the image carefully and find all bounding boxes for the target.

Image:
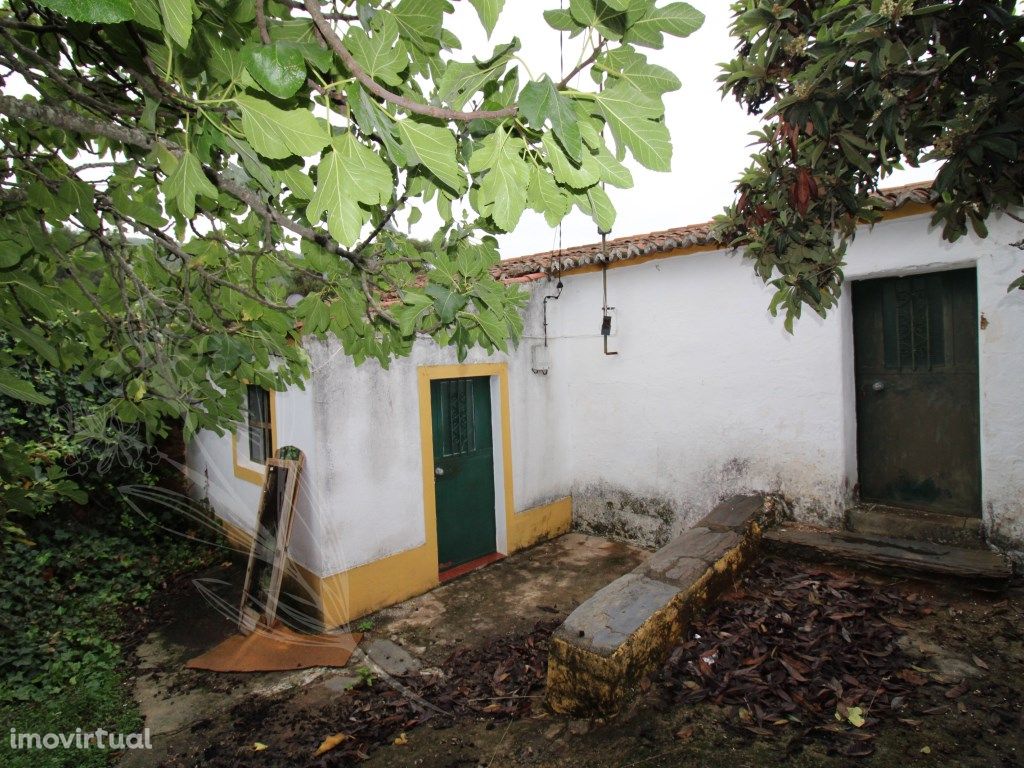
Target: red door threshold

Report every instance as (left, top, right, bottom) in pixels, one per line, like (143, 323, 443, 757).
(439, 552, 504, 584)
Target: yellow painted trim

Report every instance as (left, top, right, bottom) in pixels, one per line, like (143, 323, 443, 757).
(222, 494, 573, 628)
(508, 496, 573, 552)
(417, 362, 515, 557)
(315, 495, 574, 628)
(318, 545, 439, 629)
(875, 200, 933, 222)
(222, 517, 252, 551)
(222, 368, 572, 629)
(230, 389, 278, 485)
(558, 203, 934, 278)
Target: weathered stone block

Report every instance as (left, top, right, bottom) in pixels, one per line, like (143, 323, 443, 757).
(546, 580, 690, 715)
(697, 494, 767, 534)
(638, 553, 707, 589)
(545, 495, 775, 716)
(555, 574, 680, 657)
(644, 526, 739, 568)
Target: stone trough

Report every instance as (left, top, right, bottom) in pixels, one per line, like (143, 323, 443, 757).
(545, 494, 777, 716)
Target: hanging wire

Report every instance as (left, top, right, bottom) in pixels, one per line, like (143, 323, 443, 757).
(554, 0, 565, 272)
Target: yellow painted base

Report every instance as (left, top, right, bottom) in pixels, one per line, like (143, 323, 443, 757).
(219, 495, 574, 630)
(509, 496, 573, 552)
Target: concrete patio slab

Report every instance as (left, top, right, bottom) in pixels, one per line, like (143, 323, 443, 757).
(366, 533, 648, 666)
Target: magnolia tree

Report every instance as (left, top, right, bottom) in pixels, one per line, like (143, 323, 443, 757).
(716, 0, 1024, 329)
(0, 0, 703, 436)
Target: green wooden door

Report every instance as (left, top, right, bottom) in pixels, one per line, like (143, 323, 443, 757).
(431, 376, 497, 570)
(852, 268, 981, 516)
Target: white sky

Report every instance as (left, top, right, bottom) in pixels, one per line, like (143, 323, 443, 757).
(435, 2, 939, 259)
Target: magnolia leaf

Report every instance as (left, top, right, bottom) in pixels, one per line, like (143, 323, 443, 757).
(163, 151, 217, 219)
(35, 0, 134, 23)
(158, 0, 193, 48)
(469, 0, 504, 36)
(397, 119, 466, 193)
(313, 733, 351, 757)
(235, 95, 330, 159)
(242, 42, 307, 99)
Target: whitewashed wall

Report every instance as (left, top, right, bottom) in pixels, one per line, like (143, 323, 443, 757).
(190, 209, 1024, 576)
(186, 384, 326, 575)
(188, 294, 572, 579)
(549, 211, 1023, 556)
(300, 293, 571, 577)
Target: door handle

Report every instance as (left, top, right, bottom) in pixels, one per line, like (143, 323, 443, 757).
(435, 466, 445, 476)
(872, 381, 885, 392)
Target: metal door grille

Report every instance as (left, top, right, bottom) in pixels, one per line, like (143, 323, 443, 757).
(439, 379, 476, 457)
(883, 277, 945, 371)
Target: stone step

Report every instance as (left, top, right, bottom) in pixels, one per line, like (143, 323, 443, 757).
(845, 503, 983, 547)
(764, 526, 1012, 591)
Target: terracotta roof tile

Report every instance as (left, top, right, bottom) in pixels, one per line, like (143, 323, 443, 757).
(493, 181, 934, 281)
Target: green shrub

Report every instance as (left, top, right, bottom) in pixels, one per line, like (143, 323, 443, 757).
(0, 342, 215, 766)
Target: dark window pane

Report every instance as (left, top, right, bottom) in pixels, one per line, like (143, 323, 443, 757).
(246, 385, 272, 463)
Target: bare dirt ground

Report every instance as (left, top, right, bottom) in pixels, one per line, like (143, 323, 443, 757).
(134, 535, 1023, 768)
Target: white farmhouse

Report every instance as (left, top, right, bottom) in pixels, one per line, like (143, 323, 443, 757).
(187, 182, 1024, 629)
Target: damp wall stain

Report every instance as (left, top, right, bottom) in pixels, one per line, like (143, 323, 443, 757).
(571, 457, 849, 549)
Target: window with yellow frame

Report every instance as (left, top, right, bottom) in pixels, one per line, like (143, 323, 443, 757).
(232, 385, 276, 483)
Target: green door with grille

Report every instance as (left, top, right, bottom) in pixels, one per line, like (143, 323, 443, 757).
(431, 376, 497, 571)
(852, 268, 981, 516)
